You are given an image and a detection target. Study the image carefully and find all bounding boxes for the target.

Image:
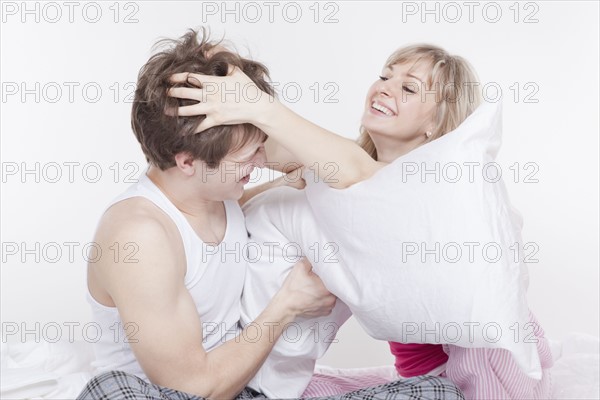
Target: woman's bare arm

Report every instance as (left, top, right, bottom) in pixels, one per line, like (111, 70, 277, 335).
(169, 69, 384, 188)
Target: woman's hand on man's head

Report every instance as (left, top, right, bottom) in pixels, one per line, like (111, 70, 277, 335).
(167, 66, 275, 133)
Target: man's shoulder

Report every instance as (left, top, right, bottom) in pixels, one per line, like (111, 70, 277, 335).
(95, 196, 177, 249)
(88, 196, 186, 308)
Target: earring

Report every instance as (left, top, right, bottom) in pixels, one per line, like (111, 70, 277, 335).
(425, 131, 432, 138)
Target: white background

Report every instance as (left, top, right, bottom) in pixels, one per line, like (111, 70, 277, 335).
(1, 1, 598, 368)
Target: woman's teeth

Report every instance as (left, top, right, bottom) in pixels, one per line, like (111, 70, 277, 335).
(372, 102, 394, 116)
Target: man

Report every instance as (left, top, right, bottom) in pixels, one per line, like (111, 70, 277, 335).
(77, 29, 335, 400)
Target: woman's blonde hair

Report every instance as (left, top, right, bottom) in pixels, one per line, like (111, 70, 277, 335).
(358, 44, 482, 160)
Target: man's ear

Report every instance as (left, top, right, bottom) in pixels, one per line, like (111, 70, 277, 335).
(174, 152, 196, 176)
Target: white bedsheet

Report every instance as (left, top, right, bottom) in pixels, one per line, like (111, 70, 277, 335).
(1, 333, 598, 399)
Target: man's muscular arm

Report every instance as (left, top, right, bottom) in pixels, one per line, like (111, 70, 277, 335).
(90, 201, 334, 399)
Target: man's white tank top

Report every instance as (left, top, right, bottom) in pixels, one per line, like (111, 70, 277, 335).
(87, 172, 247, 381)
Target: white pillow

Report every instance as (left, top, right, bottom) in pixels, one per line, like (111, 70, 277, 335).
(241, 187, 352, 398)
(303, 101, 542, 379)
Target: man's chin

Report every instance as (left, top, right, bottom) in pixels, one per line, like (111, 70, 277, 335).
(231, 185, 246, 201)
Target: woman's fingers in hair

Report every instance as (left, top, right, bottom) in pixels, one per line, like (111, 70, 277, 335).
(176, 103, 209, 117)
(169, 68, 248, 94)
(169, 72, 191, 84)
(205, 44, 228, 58)
(168, 72, 217, 86)
(193, 117, 219, 134)
(227, 64, 241, 76)
(168, 86, 204, 102)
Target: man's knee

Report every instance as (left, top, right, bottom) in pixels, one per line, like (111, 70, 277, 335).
(437, 377, 465, 399)
(384, 375, 464, 400)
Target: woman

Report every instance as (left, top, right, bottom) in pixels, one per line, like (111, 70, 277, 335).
(168, 44, 553, 399)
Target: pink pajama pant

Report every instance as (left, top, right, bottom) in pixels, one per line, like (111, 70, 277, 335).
(441, 312, 553, 399)
(304, 312, 553, 399)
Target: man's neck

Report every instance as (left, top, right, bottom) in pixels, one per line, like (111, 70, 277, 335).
(146, 165, 228, 245)
(146, 165, 221, 219)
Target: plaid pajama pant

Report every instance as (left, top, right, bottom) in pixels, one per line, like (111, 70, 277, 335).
(76, 370, 464, 400)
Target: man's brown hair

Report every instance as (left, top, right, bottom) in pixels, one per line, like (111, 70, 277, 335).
(131, 28, 274, 170)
